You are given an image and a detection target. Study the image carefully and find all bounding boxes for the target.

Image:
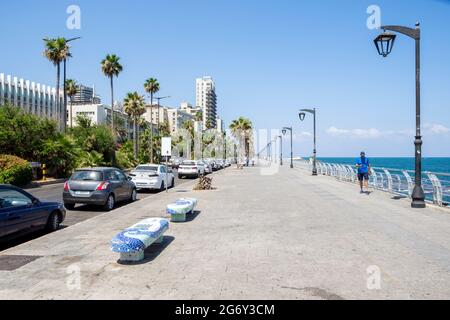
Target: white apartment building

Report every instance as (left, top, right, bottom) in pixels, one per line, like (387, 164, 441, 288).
(143, 104, 169, 127)
(180, 102, 202, 118)
(167, 108, 194, 134)
(0, 73, 63, 121)
(196, 76, 217, 129)
(69, 103, 132, 136)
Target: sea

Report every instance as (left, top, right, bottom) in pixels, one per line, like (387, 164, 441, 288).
(314, 157, 450, 174)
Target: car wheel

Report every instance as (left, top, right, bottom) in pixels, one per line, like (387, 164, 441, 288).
(104, 194, 115, 211)
(64, 203, 75, 210)
(160, 181, 165, 192)
(129, 188, 137, 202)
(171, 178, 175, 188)
(178, 174, 183, 179)
(46, 211, 61, 232)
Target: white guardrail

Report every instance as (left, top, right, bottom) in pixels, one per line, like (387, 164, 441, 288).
(295, 159, 450, 208)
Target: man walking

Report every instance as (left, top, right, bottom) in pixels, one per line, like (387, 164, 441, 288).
(356, 151, 371, 194)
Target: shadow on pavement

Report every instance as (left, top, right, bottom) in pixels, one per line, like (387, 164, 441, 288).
(116, 236, 175, 266)
(0, 226, 68, 252)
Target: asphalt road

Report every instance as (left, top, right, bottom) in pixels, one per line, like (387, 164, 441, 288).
(0, 171, 192, 252)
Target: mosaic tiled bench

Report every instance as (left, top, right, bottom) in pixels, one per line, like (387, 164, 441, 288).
(110, 218, 169, 262)
(166, 198, 198, 222)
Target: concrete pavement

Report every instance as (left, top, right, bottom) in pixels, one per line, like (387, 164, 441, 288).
(1, 164, 450, 299)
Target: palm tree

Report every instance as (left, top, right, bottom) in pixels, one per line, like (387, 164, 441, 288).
(65, 79, 78, 128)
(43, 37, 70, 132)
(101, 54, 123, 137)
(144, 78, 160, 162)
(195, 111, 203, 122)
(229, 117, 253, 164)
(123, 92, 146, 158)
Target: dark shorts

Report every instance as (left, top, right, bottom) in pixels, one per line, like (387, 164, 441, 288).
(358, 173, 369, 181)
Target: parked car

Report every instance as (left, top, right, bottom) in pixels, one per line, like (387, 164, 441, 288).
(178, 160, 205, 179)
(202, 160, 213, 174)
(170, 158, 183, 170)
(129, 164, 175, 191)
(63, 167, 137, 211)
(0, 184, 66, 238)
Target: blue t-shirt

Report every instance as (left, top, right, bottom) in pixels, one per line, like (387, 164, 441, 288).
(356, 157, 370, 174)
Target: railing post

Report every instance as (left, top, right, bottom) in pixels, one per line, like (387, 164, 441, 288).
(427, 173, 443, 206)
(383, 169, 393, 193)
(402, 171, 414, 198)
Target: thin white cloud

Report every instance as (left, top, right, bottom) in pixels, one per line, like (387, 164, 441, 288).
(292, 131, 313, 141)
(326, 127, 382, 138)
(326, 124, 450, 139)
(424, 123, 450, 135)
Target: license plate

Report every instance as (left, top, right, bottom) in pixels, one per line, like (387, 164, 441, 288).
(75, 191, 90, 195)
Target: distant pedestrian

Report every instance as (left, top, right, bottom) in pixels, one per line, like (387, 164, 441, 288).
(356, 151, 371, 194)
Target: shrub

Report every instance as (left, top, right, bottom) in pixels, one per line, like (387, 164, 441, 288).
(0, 155, 33, 186)
(38, 135, 79, 178)
(115, 141, 138, 170)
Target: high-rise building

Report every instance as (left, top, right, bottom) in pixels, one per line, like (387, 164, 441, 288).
(71, 84, 101, 105)
(196, 76, 217, 129)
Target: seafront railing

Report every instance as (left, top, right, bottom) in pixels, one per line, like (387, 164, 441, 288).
(295, 159, 450, 208)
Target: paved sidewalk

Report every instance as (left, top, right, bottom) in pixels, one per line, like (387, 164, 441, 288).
(1, 165, 450, 299)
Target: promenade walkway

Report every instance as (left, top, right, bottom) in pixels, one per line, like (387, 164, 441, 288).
(1, 164, 450, 299)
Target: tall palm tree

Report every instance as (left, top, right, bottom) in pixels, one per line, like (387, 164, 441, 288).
(123, 92, 146, 158)
(144, 78, 160, 162)
(43, 37, 70, 132)
(101, 54, 123, 137)
(65, 79, 78, 128)
(229, 117, 253, 164)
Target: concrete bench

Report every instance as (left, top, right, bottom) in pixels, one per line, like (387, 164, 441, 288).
(167, 198, 198, 222)
(110, 218, 170, 262)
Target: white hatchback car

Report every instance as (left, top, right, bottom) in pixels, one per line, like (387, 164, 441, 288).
(130, 164, 175, 191)
(178, 160, 205, 179)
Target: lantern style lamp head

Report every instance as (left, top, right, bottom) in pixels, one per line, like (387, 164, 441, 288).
(374, 31, 397, 57)
(282, 129, 287, 135)
(299, 112, 306, 121)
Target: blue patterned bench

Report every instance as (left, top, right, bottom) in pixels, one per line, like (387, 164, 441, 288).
(111, 218, 170, 262)
(166, 198, 198, 222)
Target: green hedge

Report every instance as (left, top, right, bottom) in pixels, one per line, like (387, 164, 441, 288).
(0, 155, 33, 186)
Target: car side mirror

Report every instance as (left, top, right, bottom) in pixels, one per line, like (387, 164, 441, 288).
(127, 176, 133, 181)
(32, 198, 40, 206)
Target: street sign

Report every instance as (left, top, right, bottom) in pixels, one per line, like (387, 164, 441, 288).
(161, 137, 172, 157)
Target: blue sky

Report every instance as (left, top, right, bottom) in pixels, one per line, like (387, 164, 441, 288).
(1, 0, 449, 157)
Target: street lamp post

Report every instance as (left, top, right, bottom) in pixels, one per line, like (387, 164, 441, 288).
(282, 127, 293, 169)
(373, 23, 425, 209)
(63, 37, 81, 133)
(299, 108, 317, 176)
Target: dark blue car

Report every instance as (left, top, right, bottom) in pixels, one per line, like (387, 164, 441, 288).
(0, 184, 66, 238)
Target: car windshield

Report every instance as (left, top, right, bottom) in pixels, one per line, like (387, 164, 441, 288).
(135, 166, 158, 172)
(71, 170, 103, 181)
(182, 161, 196, 166)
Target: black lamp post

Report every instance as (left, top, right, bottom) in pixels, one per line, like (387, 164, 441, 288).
(63, 37, 81, 133)
(374, 22, 425, 209)
(282, 127, 293, 169)
(299, 108, 317, 176)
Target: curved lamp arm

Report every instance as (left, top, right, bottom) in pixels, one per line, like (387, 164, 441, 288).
(381, 24, 420, 40)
